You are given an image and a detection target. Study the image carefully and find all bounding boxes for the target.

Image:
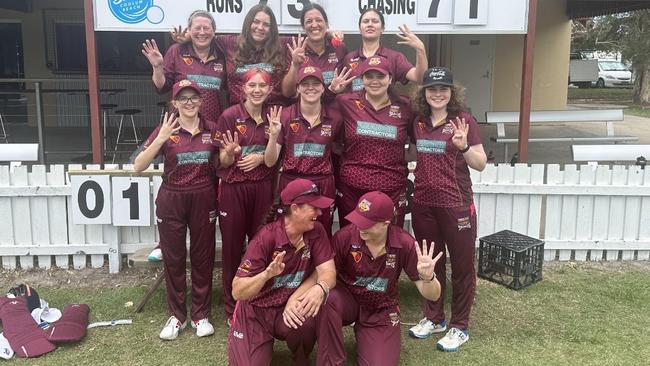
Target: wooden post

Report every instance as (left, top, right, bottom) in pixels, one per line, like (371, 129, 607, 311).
(517, 0, 538, 162)
(83, 0, 103, 164)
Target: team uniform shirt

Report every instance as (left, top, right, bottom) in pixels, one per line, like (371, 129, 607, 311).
(236, 219, 334, 308)
(159, 43, 225, 122)
(332, 224, 419, 311)
(301, 42, 348, 87)
(336, 91, 413, 192)
(216, 35, 291, 106)
(216, 102, 274, 183)
(277, 101, 342, 177)
(143, 117, 219, 190)
(412, 111, 482, 207)
(342, 45, 413, 92)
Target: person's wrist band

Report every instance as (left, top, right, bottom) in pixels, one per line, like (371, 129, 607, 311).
(316, 281, 329, 303)
(419, 272, 436, 283)
(459, 144, 470, 153)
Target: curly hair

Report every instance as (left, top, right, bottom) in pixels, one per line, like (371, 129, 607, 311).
(411, 83, 467, 117)
(235, 5, 285, 70)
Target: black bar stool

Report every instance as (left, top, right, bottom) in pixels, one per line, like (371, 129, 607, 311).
(101, 103, 118, 152)
(157, 101, 168, 122)
(113, 108, 142, 163)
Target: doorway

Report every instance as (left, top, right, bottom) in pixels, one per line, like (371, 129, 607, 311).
(0, 22, 27, 124)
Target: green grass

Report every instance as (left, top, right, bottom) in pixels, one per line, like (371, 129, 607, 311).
(2, 262, 649, 365)
(624, 106, 650, 118)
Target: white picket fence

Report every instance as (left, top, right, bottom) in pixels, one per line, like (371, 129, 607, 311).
(0, 163, 648, 273)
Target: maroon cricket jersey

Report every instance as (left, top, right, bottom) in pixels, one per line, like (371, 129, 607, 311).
(333, 224, 419, 311)
(277, 101, 343, 177)
(159, 43, 225, 122)
(301, 42, 348, 87)
(215, 102, 274, 183)
(336, 91, 413, 192)
(412, 111, 482, 207)
(143, 117, 219, 190)
(342, 45, 413, 92)
(215, 35, 291, 106)
(236, 218, 334, 308)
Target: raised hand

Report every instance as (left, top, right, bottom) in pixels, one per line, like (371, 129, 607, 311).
(141, 39, 164, 68)
(155, 112, 180, 143)
(170, 25, 189, 44)
(329, 67, 355, 94)
(287, 35, 307, 67)
(267, 105, 283, 138)
(220, 130, 241, 156)
(450, 117, 469, 150)
(396, 24, 425, 51)
(265, 251, 286, 278)
(236, 153, 264, 172)
(414, 239, 443, 282)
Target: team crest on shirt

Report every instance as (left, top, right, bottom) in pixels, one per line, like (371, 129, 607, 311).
(418, 121, 426, 130)
(201, 133, 212, 144)
(327, 53, 338, 64)
(289, 119, 301, 133)
(301, 246, 311, 260)
(358, 198, 371, 212)
(272, 251, 282, 261)
(354, 100, 365, 110)
(388, 105, 401, 119)
(235, 121, 247, 135)
(213, 62, 223, 72)
(386, 253, 396, 269)
(169, 135, 180, 144)
(349, 61, 359, 70)
(442, 123, 455, 135)
(351, 250, 362, 263)
(238, 259, 252, 273)
(389, 312, 400, 327)
(321, 124, 332, 137)
(182, 56, 193, 66)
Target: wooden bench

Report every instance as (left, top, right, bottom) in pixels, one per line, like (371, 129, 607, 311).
(572, 144, 650, 164)
(0, 143, 39, 162)
(486, 109, 637, 161)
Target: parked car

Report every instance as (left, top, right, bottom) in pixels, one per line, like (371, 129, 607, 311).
(595, 60, 632, 88)
(569, 52, 598, 88)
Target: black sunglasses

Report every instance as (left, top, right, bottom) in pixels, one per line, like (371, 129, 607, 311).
(292, 185, 320, 202)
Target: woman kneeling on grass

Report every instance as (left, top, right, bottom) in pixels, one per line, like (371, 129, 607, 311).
(316, 191, 442, 366)
(228, 178, 336, 366)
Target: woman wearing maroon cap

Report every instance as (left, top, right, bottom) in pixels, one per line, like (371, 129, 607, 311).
(216, 68, 284, 323)
(228, 178, 336, 366)
(333, 55, 414, 228)
(316, 191, 442, 366)
(142, 10, 225, 122)
(407, 67, 487, 352)
(266, 66, 343, 236)
(134, 79, 237, 340)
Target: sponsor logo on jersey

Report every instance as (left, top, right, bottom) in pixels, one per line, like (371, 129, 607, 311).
(416, 139, 446, 154)
(442, 123, 454, 135)
(187, 74, 222, 90)
(201, 133, 212, 144)
(301, 246, 311, 260)
(241, 144, 266, 157)
(388, 105, 401, 119)
(176, 151, 210, 165)
(272, 271, 305, 289)
(213, 62, 223, 72)
(352, 78, 363, 91)
(322, 71, 335, 85)
(356, 121, 398, 140)
(293, 143, 325, 158)
(321, 124, 332, 137)
(353, 276, 388, 293)
(389, 312, 400, 326)
(235, 62, 274, 75)
(328, 53, 339, 64)
(233, 331, 244, 339)
(457, 216, 472, 231)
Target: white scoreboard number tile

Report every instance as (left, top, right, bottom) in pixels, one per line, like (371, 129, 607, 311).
(71, 175, 112, 224)
(111, 177, 151, 226)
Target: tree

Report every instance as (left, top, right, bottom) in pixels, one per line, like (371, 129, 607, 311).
(571, 11, 650, 105)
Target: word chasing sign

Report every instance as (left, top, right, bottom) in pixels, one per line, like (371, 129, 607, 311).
(95, 0, 528, 34)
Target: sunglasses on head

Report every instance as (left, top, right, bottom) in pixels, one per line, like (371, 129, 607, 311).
(292, 185, 320, 202)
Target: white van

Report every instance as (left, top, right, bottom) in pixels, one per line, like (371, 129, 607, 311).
(595, 60, 632, 88)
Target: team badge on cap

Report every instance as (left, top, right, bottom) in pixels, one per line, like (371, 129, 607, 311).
(368, 57, 382, 66)
(358, 199, 371, 212)
(179, 79, 192, 87)
(303, 66, 316, 74)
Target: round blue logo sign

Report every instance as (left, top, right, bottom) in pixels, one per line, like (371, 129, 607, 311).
(108, 0, 154, 24)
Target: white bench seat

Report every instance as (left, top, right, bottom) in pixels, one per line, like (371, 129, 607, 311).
(572, 144, 650, 163)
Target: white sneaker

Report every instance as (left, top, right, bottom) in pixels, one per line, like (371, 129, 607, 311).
(436, 327, 469, 352)
(159, 316, 187, 340)
(191, 318, 214, 337)
(409, 318, 447, 339)
(148, 248, 163, 262)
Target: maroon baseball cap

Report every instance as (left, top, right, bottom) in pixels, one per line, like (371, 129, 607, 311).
(172, 79, 202, 99)
(361, 55, 392, 76)
(296, 66, 325, 85)
(281, 178, 333, 209)
(345, 191, 395, 230)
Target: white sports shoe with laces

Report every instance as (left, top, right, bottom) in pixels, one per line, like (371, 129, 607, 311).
(159, 316, 187, 340)
(408, 318, 447, 339)
(436, 327, 469, 352)
(191, 318, 215, 337)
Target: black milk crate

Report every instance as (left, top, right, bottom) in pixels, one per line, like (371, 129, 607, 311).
(478, 230, 544, 290)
